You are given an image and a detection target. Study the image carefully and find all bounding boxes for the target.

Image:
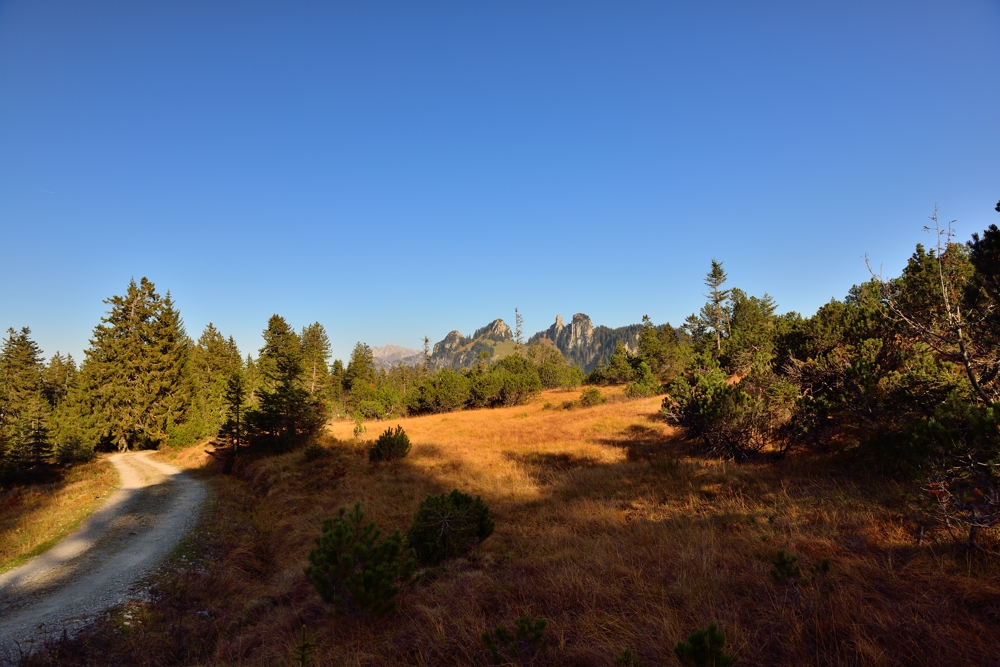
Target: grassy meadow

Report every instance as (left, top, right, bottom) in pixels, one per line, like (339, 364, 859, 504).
(34, 388, 1000, 666)
(0, 458, 118, 574)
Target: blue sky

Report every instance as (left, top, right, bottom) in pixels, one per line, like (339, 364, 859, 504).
(2, 1, 998, 363)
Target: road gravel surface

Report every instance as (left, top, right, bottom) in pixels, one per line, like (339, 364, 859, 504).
(0, 451, 205, 655)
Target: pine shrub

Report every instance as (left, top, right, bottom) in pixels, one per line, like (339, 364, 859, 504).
(624, 361, 660, 398)
(614, 648, 643, 666)
(579, 387, 606, 407)
(302, 441, 326, 462)
(481, 616, 548, 665)
(673, 622, 735, 667)
(368, 425, 411, 462)
(304, 502, 418, 615)
(407, 489, 495, 566)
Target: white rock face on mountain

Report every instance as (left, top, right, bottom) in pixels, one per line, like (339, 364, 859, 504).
(531, 313, 641, 371)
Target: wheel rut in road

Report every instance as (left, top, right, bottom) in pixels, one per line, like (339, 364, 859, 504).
(0, 451, 206, 654)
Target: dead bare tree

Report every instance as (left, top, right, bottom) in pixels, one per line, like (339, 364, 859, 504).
(867, 205, 999, 405)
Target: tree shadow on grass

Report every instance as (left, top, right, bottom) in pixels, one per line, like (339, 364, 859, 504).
(501, 451, 602, 486)
(595, 423, 697, 463)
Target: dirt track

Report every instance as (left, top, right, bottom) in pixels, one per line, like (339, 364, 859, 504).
(0, 451, 205, 656)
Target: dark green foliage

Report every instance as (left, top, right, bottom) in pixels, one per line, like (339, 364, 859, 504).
(287, 626, 318, 667)
(637, 315, 690, 383)
(304, 502, 417, 615)
(246, 315, 321, 451)
(614, 648, 643, 666)
(470, 354, 543, 408)
(914, 395, 1000, 555)
(669, 362, 798, 459)
(579, 386, 606, 407)
(1, 327, 54, 478)
(300, 322, 331, 398)
(587, 341, 642, 385)
(481, 616, 548, 665)
(180, 323, 242, 447)
(526, 342, 582, 389)
(624, 361, 660, 398)
(369, 425, 411, 462)
(407, 489, 494, 566)
(72, 279, 190, 451)
(700, 259, 732, 355)
(302, 441, 326, 462)
(673, 622, 735, 667)
(770, 550, 832, 612)
(218, 371, 247, 472)
(408, 368, 471, 414)
(344, 342, 377, 393)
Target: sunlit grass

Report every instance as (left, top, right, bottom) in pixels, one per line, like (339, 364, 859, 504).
(42, 388, 1000, 666)
(0, 457, 118, 573)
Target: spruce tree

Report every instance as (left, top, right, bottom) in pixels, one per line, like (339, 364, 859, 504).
(42, 352, 77, 407)
(300, 323, 331, 397)
(75, 278, 190, 451)
(0, 328, 53, 474)
(188, 323, 242, 437)
(699, 259, 731, 355)
(344, 343, 377, 393)
(248, 315, 317, 449)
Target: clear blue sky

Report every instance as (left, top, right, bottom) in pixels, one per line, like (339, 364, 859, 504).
(2, 1, 998, 363)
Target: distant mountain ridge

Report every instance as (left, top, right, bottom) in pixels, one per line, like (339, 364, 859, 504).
(529, 314, 642, 372)
(372, 314, 641, 372)
(372, 343, 422, 369)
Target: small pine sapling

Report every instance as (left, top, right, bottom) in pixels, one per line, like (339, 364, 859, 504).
(407, 489, 495, 566)
(770, 550, 831, 613)
(673, 622, 735, 667)
(481, 616, 548, 665)
(302, 441, 326, 462)
(352, 412, 367, 440)
(614, 647, 643, 666)
(579, 387, 606, 407)
(305, 502, 418, 615)
(287, 626, 318, 667)
(368, 425, 411, 462)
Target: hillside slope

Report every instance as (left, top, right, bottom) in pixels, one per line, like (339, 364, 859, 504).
(29, 390, 1000, 666)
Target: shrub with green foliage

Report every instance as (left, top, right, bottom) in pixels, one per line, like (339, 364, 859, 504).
(304, 502, 418, 615)
(478, 354, 543, 407)
(368, 425, 411, 462)
(302, 441, 326, 462)
(407, 489, 495, 566)
(624, 361, 660, 398)
(579, 386, 606, 407)
(667, 356, 797, 459)
(408, 368, 471, 414)
(482, 616, 548, 665)
(614, 647, 643, 666)
(673, 622, 735, 667)
(913, 394, 1000, 555)
(770, 549, 832, 613)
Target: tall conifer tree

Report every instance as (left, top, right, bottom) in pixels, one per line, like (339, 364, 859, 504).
(0, 327, 53, 473)
(300, 322, 331, 397)
(75, 278, 190, 451)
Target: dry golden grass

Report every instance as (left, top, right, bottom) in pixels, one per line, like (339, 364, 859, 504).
(36, 388, 1000, 666)
(0, 457, 118, 573)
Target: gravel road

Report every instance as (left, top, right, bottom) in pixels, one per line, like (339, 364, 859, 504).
(0, 451, 205, 655)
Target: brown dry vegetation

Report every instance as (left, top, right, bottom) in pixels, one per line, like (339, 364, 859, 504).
(28, 388, 1000, 666)
(0, 458, 118, 573)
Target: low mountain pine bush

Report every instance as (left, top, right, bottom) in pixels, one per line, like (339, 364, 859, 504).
(304, 502, 418, 615)
(579, 387, 606, 407)
(673, 622, 735, 667)
(407, 489, 495, 566)
(368, 425, 411, 462)
(481, 616, 548, 665)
